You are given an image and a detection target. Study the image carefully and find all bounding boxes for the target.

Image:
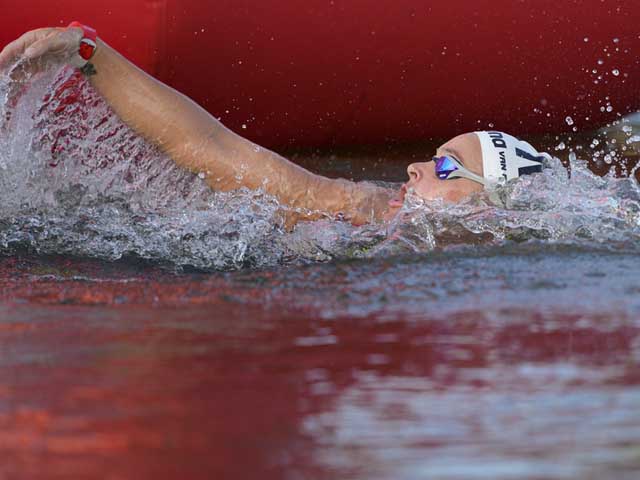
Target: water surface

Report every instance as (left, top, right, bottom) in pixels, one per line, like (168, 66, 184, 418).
(1, 248, 639, 479)
(1, 58, 639, 480)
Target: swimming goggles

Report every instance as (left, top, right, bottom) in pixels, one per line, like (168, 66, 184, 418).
(432, 155, 489, 186)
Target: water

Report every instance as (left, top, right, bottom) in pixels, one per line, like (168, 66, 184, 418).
(1, 249, 639, 479)
(1, 62, 640, 479)
(1, 64, 640, 270)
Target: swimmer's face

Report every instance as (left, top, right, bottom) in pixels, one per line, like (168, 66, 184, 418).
(387, 132, 484, 213)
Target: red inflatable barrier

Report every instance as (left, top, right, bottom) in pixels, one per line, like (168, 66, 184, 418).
(3, 1, 639, 148)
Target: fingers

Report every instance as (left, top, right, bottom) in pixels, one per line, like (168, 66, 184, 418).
(0, 29, 43, 68)
(23, 35, 61, 60)
(24, 28, 81, 61)
(0, 35, 30, 71)
(0, 28, 62, 72)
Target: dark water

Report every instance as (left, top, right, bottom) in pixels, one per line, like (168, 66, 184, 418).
(1, 246, 639, 479)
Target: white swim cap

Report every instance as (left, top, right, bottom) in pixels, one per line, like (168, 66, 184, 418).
(475, 131, 552, 183)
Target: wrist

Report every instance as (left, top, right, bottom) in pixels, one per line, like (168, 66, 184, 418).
(66, 21, 98, 73)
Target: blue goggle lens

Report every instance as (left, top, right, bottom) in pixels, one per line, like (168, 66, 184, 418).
(434, 156, 459, 180)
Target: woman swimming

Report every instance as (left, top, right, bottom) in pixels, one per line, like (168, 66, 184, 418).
(0, 23, 551, 226)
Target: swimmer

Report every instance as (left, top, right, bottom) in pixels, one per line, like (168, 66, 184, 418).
(0, 24, 551, 226)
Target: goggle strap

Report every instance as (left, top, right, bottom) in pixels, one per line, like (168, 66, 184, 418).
(447, 166, 489, 186)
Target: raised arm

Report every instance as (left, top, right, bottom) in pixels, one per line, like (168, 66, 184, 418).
(0, 25, 391, 225)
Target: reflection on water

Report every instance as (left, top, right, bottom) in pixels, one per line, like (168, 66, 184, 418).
(306, 374, 640, 480)
(0, 249, 639, 479)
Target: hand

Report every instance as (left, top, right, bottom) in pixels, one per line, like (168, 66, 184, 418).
(0, 27, 83, 74)
(0, 27, 83, 128)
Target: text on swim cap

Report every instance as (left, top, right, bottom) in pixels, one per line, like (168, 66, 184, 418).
(514, 148, 545, 176)
(487, 131, 545, 178)
(488, 131, 507, 149)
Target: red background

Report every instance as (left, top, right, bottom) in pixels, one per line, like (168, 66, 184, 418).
(3, 0, 639, 148)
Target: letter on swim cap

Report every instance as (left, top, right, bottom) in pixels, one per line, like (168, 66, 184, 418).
(475, 131, 550, 183)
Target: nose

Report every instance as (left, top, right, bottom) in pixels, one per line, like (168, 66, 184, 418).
(407, 163, 423, 182)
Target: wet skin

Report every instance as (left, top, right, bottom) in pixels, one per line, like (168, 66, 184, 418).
(1, 29, 488, 226)
(385, 132, 485, 220)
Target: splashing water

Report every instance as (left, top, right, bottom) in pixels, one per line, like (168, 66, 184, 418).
(380, 156, 640, 255)
(1, 63, 639, 270)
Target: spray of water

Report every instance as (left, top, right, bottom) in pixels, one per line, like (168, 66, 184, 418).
(379, 155, 640, 256)
(1, 63, 639, 270)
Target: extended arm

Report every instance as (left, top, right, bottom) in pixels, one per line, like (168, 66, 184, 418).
(0, 27, 391, 224)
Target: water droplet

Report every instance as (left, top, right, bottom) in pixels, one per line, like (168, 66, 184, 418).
(613, 37, 620, 43)
(597, 59, 604, 65)
(197, 172, 206, 179)
(583, 37, 589, 42)
(241, 124, 247, 129)
(556, 142, 566, 151)
(606, 105, 613, 112)
(612, 69, 620, 76)
(565, 116, 574, 126)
